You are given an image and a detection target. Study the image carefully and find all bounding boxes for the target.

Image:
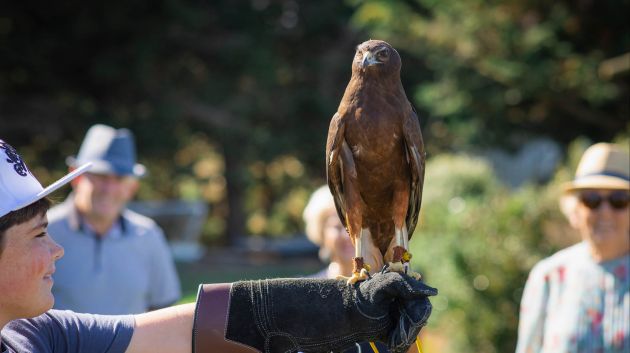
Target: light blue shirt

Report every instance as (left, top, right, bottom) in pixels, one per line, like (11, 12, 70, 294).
(48, 198, 181, 315)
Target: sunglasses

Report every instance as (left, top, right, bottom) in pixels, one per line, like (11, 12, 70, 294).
(579, 191, 630, 210)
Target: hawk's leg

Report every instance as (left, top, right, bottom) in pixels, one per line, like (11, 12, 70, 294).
(386, 224, 422, 280)
(336, 256, 369, 285)
(337, 234, 369, 285)
(337, 228, 380, 285)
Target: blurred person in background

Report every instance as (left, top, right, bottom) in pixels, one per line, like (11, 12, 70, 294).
(516, 143, 629, 353)
(303, 185, 355, 279)
(303, 185, 421, 353)
(49, 124, 181, 314)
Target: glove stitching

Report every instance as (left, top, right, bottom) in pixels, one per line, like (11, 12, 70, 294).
(261, 280, 273, 334)
(400, 311, 411, 343)
(419, 301, 432, 323)
(263, 280, 300, 353)
(297, 331, 379, 351)
(223, 284, 260, 352)
(260, 280, 301, 353)
(252, 280, 272, 346)
(293, 317, 390, 341)
(261, 332, 301, 353)
(293, 320, 390, 349)
(355, 299, 388, 320)
(295, 323, 389, 343)
(354, 281, 390, 320)
(403, 281, 416, 296)
(390, 300, 432, 353)
(262, 280, 281, 353)
(258, 281, 269, 353)
(267, 280, 281, 334)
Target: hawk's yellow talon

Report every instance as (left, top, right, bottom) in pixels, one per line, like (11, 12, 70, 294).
(339, 270, 370, 285)
(402, 251, 412, 262)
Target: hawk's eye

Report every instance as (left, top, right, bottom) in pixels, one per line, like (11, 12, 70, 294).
(377, 50, 389, 59)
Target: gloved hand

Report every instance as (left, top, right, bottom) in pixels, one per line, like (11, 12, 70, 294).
(387, 277, 436, 353)
(224, 271, 437, 353)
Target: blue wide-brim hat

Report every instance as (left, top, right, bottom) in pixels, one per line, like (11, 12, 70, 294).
(66, 124, 146, 177)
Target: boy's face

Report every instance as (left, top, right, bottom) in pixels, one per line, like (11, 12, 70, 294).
(0, 213, 64, 321)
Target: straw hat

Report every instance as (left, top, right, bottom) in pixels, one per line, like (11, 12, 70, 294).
(564, 143, 629, 192)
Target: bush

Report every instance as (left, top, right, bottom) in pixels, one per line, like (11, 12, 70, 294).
(410, 153, 571, 353)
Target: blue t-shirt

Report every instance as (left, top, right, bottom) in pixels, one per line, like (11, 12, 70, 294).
(0, 310, 134, 353)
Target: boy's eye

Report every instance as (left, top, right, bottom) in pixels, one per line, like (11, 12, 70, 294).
(36, 232, 48, 238)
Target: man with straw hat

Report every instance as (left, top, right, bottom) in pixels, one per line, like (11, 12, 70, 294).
(516, 143, 629, 353)
(0, 138, 436, 353)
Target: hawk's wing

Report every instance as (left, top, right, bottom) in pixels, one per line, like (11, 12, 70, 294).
(325, 112, 348, 228)
(402, 106, 425, 239)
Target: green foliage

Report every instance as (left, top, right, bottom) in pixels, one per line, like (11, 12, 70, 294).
(350, 0, 629, 149)
(409, 129, 627, 352)
(0, 1, 363, 242)
(2, 1, 627, 245)
(410, 153, 570, 353)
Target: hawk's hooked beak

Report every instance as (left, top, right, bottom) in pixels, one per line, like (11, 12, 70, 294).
(361, 51, 380, 68)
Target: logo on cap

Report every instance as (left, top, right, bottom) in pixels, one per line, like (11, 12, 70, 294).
(0, 139, 92, 218)
(0, 141, 30, 177)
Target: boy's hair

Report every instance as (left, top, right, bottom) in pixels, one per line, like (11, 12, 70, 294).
(0, 197, 51, 256)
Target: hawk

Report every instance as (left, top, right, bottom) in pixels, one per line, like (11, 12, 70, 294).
(326, 40, 425, 284)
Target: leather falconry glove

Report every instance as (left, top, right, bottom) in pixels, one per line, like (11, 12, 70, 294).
(192, 271, 437, 353)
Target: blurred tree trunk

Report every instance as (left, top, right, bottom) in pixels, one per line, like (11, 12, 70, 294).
(223, 140, 246, 246)
(180, 97, 251, 245)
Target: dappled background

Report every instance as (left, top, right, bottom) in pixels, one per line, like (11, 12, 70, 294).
(1, 1, 628, 352)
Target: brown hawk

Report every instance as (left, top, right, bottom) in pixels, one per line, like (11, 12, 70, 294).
(326, 40, 425, 284)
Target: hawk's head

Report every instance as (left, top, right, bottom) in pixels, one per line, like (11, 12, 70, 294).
(352, 40, 401, 76)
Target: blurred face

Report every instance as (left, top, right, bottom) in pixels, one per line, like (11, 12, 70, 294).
(0, 213, 64, 322)
(322, 211, 355, 263)
(73, 172, 139, 223)
(573, 189, 630, 259)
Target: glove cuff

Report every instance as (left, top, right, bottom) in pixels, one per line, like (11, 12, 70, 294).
(193, 283, 259, 353)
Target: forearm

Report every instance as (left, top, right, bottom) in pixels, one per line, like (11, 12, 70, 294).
(126, 303, 195, 353)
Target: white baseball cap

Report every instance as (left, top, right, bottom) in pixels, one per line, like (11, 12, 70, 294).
(0, 139, 92, 218)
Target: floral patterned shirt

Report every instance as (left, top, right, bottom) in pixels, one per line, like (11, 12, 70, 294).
(516, 242, 629, 353)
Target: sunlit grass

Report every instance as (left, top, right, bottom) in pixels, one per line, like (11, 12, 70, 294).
(175, 258, 322, 304)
